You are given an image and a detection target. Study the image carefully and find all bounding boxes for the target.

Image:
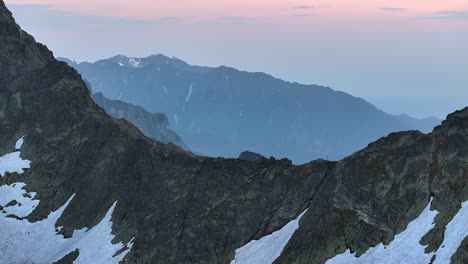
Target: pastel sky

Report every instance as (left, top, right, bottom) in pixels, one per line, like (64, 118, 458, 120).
(5, 0, 468, 118)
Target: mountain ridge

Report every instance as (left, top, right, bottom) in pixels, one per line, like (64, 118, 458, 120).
(60, 54, 442, 122)
(1, 2, 466, 264)
(61, 54, 440, 163)
(91, 92, 189, 150)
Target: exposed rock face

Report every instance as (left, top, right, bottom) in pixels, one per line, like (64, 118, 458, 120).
(91, 92, 189, 150)
(0, 2, 466, 264)
(61, 55, 440, 164)
(238, 151, 265, 161)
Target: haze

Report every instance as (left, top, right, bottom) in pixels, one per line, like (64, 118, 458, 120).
(6, 0, 468, 118)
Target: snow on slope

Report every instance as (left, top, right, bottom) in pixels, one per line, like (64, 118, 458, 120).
(230, 210, 307, 264)
(433, 200, 468, 264)
(129, 57, 142, 68)
(326, 201, 437, 264)
(0, 136, 133, 263)
(186, 84, 193, 103)
(0, 182, 38, 218)
(14, 137, 24, 150)
(326, 199, 468, 264)
(0, 137, 30, 176)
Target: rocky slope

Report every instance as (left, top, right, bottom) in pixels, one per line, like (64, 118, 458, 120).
(61, 55, 439, 164)
(91, 92, 189, 150)
(0, 2, 466, 264)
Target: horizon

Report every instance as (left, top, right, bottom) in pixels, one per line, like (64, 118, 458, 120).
(5, 0, 468, 118)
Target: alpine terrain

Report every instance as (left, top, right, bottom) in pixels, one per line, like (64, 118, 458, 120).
(61, 56, 439, 163)
(0, 2, 466, 264)
(91, 92, 189, 150)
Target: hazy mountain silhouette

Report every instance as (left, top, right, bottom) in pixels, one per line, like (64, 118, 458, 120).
(91, 92, 189, 150)
(60, 55, 439, 163)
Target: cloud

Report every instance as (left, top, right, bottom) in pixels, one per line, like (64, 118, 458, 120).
(6, 3, 176, 30)
(198, 16, 253, 26)
(217, 16, 250, 21)
(419, 10, 468, 20)
(7, 3, 53, 10)
(292, 14, 314, 17)
(216, 16, 253, 24)
(434, 10, 468, 19)
(380, 7, 408, 12)
(291, 5, 314, 10)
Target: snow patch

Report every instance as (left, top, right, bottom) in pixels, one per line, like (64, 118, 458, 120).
(0, 135, 134, 263)
(186, 84, 193, 103)
(15, 137, 24, 150)
(326, 200, 438, 264)
(230, 210, 307, 264)
(433, 200, 468, 264)
(0, 152, 30, 177)
(118, 62, 125, 67)
(0, 182, 38, 218)
(128, 58, 142, 68)
(0, 137, 30, 177)
(0, 195, 133, 264)
(163, 85, 169, 95)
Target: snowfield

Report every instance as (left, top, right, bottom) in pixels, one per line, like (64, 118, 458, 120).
(0, 137, 30, 176)
(326, 199, 468, 264)
(0, 136, 133, 264)
(230, 210, 307, 264)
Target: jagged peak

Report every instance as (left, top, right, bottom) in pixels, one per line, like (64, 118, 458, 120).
(0, 0, 12, 19)
(90, 53, 188, 69)
(0, 0, 18, 35)
(434, 106, 468, 132)
(444, 106, 468, 121)
(239, 151, 265, 161)
(0, 1, 55, 85)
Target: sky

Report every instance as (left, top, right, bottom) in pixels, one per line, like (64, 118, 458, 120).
(5, 0, 468, 118)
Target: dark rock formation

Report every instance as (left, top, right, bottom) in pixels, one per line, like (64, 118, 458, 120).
(0, 2, 466, 264)
(238, 151, 264, 161)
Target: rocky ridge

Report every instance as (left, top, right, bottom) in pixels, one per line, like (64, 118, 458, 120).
(91, 92, 189, 150)
(61, 55, 440, 164)
(0, 2, 466, 263)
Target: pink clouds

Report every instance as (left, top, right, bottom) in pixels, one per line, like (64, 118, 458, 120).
(6, 0, 468, 20)
(4, 0, 468, 119)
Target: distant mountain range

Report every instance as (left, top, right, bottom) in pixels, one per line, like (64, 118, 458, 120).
(2, 2, 467, 263)
(91, 92, 188, 150)
(59, 55, 440, 163)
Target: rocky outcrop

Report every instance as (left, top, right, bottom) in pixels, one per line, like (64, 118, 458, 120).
(238, 151, 265, 161)
(91, 92, 189, 150)
(0, 2, 466, 263)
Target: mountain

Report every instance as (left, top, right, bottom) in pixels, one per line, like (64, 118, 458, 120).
(1, 2, 466, 264)
(91, 92, 189, 150)
(61, 55, 440, 164)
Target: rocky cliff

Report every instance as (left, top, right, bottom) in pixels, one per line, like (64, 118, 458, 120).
(0, 2, 466, 263)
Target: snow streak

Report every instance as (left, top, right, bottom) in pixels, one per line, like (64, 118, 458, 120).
(0, 136, 133, 264)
